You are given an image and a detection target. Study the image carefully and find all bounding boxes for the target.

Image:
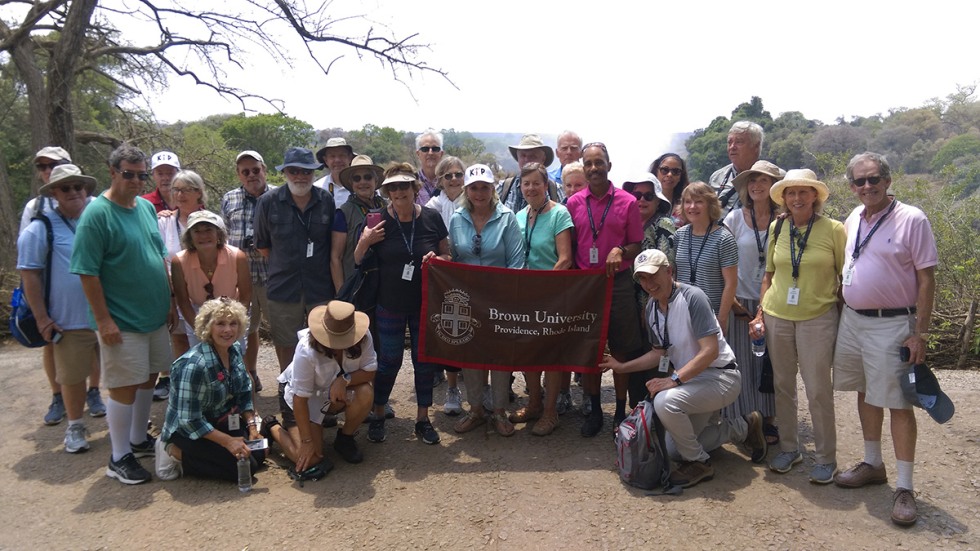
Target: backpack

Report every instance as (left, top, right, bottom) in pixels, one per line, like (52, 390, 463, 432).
(615, 399, 681, 494)
(10, 213, 54, 348)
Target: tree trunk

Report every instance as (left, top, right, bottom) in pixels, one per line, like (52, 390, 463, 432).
(957, 298, 978, 370)
(0, 149, 19, 270)
(8, 39, 48, 196)
(46, 0, 99, 157)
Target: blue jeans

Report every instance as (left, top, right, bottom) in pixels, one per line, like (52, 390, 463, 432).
(372, 304, 434, 408)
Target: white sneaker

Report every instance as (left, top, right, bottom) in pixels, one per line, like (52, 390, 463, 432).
(64, 423, 90, 453)
(154, 438, 182, 481)
(444, 386, 463, 416)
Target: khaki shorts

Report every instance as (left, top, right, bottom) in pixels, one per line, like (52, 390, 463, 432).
(98, 325, 173, 389)
(53, 330, 99, 386)
(249, 283, 269, 335)
(267, 298, 324, 348)
(833, 307, 914, 409)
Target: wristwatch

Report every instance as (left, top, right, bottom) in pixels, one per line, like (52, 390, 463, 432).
(342, 372, 352, 383)
(670, 372, 683, 386)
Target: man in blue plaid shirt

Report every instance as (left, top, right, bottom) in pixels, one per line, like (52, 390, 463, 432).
(221, 150, 276, 391)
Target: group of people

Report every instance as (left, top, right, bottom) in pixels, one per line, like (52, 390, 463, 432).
(16, 122, 937, 527)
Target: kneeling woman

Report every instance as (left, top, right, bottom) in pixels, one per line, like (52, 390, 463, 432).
(157, 298, 262, 482)
(265, 301, 376, 475)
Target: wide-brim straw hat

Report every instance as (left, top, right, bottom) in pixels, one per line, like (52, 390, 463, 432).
(732, 160, 784, 191)
(339, 155, 384, 191)
(508, 133, 555, 167)
(39, 164, 97, 196)
(770, 168, 830, 206)
(308, 301, 369, 350)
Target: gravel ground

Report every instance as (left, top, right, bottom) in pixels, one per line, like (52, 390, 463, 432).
(0, 340, 976, 550)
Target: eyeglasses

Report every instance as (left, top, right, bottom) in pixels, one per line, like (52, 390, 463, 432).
(418, 146, 442, 153)
(57, 184, 86, 193)
(385, 181, 412, 191)
(442, 172, 464, 181)
(240, 167, 262, 176)
(631, 191, 658, 201)
(121, 170, 151, 181)
(350, 173, 375, 183)
(172, 186, 196, 194)
(36, 161, 66, 172)
(204, 282, 215, 301)
(852, 176, 883, 187)
(658, 166, 683, 177)
(286, 167, 314, 176)
(472, 234, 482, 256)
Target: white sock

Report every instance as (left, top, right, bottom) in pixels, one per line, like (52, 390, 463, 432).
(107, 398, 134, 461)
(896, 460, 914, 490)
(863, 440, 883, 467)
(68, 418, 84, 427)
(130, 388, 154, 445)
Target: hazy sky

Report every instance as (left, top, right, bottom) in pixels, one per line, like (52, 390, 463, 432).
(146, 0, 978, 178)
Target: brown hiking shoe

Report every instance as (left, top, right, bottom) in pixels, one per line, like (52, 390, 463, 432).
(891, 488, 918, 526)
(669, 460, 714, 488)
(833, 461, 887, 488)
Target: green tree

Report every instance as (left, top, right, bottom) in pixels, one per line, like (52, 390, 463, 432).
(345, 124, 413, 166)
(219, 113, 316, 170)
(931, 134, 980, 173)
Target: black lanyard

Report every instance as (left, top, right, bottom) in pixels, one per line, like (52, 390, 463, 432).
(523, 202, 548, 261)
(585, 188, 615, 243)
(651, 285, 675, 349)
(56, 210, 77, 234)
(852, 199, 897, 262)
(687, 221, 714, 284)
(749, 208, 772, 267)
(789, 213, 816, 281)
(294, 208, 312, 238)
(393, 206, 417, 260)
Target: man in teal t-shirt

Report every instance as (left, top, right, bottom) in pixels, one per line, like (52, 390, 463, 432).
(71, 144, 173, 485)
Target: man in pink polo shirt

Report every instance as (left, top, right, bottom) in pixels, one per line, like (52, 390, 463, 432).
(832, 151, 938, 527)
(566, 142, 644, 436)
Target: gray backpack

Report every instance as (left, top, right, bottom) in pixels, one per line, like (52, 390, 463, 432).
(615, 399, 680, 494)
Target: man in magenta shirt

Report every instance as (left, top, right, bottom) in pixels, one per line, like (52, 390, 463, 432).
(832, 151, 938, 527)
(566, 142, 644, 436)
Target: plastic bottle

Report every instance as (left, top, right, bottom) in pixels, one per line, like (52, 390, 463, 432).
(237, 455, 252, 492)
(751, 323, 766, 357)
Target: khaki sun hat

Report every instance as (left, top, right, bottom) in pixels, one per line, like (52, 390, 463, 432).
(339, 155, 384, 191)
(34, 146, 71, 164)
(308, 300, 370, 350)
(39, 164, 97, 196)
(769, 168, 830, 206)
(185, 210, 226, 232)
(732, 160, 785, 190)
(315, 137, 354, 164)
(509, 134, 555, 168)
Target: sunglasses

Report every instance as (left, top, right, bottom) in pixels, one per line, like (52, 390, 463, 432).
(472, 234, 482, 256)
(442, 172, 464, 181)
(632, 191, 658, 201)
(852, 176, 883, 187)
(121, 170, 151, 181)
(286, 167, 314, 176)
(658, 166, 683, 177)
(418, 146, 442, 153)
(350, 173, 375, 183)
(240, 167, 262, 176)
(36, 161, 66, 172)
(56, 183, 86, 193)
(204, 282, 215, 301)
(385, 181, 413, 191)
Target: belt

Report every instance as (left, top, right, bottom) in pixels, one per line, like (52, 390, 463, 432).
(715, 362, 738, 370)
(848, 305, 916, 318)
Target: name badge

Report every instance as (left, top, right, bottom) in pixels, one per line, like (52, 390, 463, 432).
(228, 413, 240, 431)
(787, 286, 800, 305)
(754, 263, 766, 283)
(589, 246, 599, 265)
(658, 355, 671, 373)
(842, 262, 855, 286)
(402, 263, 415, 281)
(306, 240, 314, 258)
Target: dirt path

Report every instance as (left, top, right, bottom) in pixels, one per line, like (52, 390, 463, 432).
(0, 341, 976, 550)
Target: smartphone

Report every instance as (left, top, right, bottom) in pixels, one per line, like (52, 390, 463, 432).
(51, 331, 63, 344)
(899, 346, 911, 363)
(366, 211, 382, 228)
(246, 438, 268, 451)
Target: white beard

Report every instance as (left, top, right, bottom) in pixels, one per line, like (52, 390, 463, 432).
(287, 181, 312, 197)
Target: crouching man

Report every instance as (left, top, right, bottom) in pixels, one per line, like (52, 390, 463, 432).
(601, 249, 766, 488)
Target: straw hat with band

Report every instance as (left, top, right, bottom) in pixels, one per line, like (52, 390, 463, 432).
(508, 134, 555, 168)
(39, 164, 97, 196)
(339, 155, 384, 191)
(732, 160, 785, 190)
(308, 301, 370, 350)
(769, 168, 830, 206)
(622, 173, 671, 216)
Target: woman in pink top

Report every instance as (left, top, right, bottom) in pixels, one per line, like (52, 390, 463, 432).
(171, 211, 252, 348)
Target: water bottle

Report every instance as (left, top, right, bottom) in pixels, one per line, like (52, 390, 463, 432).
(751, 323, 766, 357)
(237, 455, 252, 492)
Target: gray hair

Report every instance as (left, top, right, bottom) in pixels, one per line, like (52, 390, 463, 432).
(729, 121, 764, 148)
(415, 128, 444, 150)
(435, 155, 464, 189)
(108, 144, 147, 170)
(846, 151, 891, 182)
(562, 161, 584, 181)
(173, 170, 208, 206)
(557, 130, 583, 146)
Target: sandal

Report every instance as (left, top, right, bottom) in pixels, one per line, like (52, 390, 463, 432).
(531, 415, 559, 436)
(453, 412, 486, 434)
(508, 406, 543, 424)
(490, 413, 515, 437)
(763, 423, 780, 446)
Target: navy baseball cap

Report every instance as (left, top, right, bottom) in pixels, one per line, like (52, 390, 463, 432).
(899, 363, 954, 424)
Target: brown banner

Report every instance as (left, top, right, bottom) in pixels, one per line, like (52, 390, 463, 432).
(419, 259, 613, 372)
